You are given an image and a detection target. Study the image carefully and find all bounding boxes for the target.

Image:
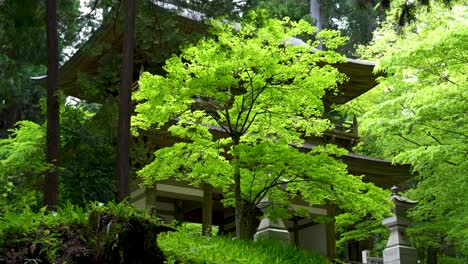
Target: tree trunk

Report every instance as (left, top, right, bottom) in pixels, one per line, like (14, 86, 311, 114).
(202, 183, 213, 236)
(310, 0, 323, 49)
(44, 0, 59, 208)
(239, 205, 261, 240)
(231, 137, 246, 239)
(310, 0, 322, 32)
(116, 0, 136, 201)
(232, 137, 261, 240)
(233, 139, 243, 239)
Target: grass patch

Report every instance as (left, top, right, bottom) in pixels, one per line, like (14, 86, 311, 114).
(159, 224, 330, 264)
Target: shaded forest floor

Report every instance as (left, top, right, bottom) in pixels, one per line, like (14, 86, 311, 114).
(0, 202, 329, 264)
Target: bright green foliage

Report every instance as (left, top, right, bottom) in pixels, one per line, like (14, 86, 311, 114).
(351, 2, 468, 257)
(0, 104, 116, 212)
(159, 223, 330, 264)
(134, 12, 390, 239)
(0, 121, 47, 177)
(0, 121, 46, 214)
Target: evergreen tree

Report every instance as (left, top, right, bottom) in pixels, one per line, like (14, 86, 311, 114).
(44, 0, 60, 208)
(0, 0, 81, 138)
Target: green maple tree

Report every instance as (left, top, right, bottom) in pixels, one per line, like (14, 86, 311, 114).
(350, 2, 468, 260)
(133, 11, 389, 240)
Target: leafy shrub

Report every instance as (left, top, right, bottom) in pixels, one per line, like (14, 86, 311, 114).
(0, 201, 173, 264)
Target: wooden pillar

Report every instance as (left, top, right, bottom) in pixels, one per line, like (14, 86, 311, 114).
(352, 115, 358, 136)
(202, 183, 213, 236)
(145, 187, 157, 216)
(218, 219, 225, 235)
(325, 204, 336, 261)
(174, 199, 184, 223)
(293, 219, 299, 246)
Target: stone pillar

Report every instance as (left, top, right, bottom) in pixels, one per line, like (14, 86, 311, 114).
(383, 186, 418, 264)
(253, 198, 290, 244)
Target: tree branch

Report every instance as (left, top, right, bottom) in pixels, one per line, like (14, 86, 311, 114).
(397, 133, 423, 146)
(415, 122, 468, 138)
(427, 131, 444, 145)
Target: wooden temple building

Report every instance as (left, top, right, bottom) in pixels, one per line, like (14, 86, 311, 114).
(42, 1, 413, 262)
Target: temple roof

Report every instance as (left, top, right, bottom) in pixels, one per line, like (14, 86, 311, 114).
(36, 1, 412, 189)
(40, 1, 379, 107)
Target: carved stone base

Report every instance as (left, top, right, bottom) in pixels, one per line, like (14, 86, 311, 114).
(383, 245, 418, 264)
(254, 228, 290, 243)
(254, 218, 290, 244)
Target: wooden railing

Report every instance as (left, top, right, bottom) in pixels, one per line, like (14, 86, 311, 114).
(332, 116, 358, 136)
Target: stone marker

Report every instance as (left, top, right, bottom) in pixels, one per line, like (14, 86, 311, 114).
(383, 186, 418, 264)
(253, 198, 290, 244)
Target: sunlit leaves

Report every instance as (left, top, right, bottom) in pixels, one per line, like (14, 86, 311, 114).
(354, 3, 468, 255)
(133, 12, 389, 239)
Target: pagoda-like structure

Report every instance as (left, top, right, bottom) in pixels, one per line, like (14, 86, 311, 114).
(38, 1, 413, 261)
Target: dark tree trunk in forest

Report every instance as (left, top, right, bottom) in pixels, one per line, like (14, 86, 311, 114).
(116, 0, 136, 201)
(44, 0, 60, 208)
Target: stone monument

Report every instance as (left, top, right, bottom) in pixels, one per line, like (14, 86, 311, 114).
(382, 186, 418, 264)
(253, 198, 290, 244)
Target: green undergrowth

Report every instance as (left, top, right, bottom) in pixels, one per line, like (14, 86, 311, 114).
(159, 224, 330, 264)
(0, 203, 330, 264)
(0, 201, 170, 263)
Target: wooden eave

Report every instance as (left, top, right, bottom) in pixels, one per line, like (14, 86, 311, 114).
(329, 59, 380, 106)
(137, 124, 413, 190)
(49, 2, 380, 107)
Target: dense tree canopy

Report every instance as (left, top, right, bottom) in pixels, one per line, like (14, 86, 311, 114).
(347, 2, 467, 260)
(133, 12, 389, 240)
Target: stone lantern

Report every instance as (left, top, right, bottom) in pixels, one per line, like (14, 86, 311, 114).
(253, 197, 290, 244)
(382, 186, 418, 264)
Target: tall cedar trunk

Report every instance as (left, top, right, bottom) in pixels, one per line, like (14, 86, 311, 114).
(116, 0, 136, 201)
(44, 0, 59, 208)
(310, 0, 323, 49)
